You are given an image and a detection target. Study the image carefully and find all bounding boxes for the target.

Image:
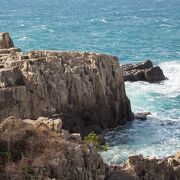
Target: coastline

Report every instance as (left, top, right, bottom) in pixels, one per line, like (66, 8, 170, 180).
(0, 32, 179, 180)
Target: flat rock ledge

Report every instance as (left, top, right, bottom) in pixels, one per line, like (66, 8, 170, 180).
(0, 32, 134, 136)
(121, 60, 166, 82)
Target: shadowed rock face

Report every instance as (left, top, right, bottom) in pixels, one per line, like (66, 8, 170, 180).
(0, 46, 134, 135)
(0, 32, 14, 49)
(121, 60, 166, 82)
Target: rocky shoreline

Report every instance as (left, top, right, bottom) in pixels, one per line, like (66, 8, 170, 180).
(0, 32, 179, 180)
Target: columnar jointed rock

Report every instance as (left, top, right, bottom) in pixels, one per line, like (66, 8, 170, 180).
(121, 60, 166, 82)
(0, 48, 134, 135)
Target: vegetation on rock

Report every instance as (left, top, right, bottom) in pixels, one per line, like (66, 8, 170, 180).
(84, 132, 109, 152)
(0, 117, 109, 180)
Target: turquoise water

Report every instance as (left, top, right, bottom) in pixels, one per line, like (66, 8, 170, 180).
(101, 61, 180, 163)
(1, 0, 180, 163)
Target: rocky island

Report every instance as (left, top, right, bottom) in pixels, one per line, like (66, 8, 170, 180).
(0, 32, 179, 180)
(121, 60, 166, 82)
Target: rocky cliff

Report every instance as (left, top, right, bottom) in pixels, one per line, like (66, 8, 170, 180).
(127, 154, 180, 180)
(0, 32, 134, 136)
(106, 153, 180, 180)
(0, 116, 109, 180)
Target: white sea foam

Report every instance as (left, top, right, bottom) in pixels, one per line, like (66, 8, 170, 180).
(100, 18, 107, 23)
(126, 61, 180, 103)
(17, 36, 34, 42)
(160, 61, 180, 97)
(102, 60, 180, 164)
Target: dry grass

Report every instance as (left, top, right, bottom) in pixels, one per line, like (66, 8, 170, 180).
(0, 118, 73, 179)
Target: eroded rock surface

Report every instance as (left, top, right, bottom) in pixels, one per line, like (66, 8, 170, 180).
(0, 47, 134, 135)
(0, 116, 109, 180)
(125, 154, 180, 180)
(121, 60, 166, 82)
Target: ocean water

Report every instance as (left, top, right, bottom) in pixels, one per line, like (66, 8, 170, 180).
(0, 0, 180, 163)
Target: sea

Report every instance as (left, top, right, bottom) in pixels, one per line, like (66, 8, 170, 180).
(0, 0, 179, 164)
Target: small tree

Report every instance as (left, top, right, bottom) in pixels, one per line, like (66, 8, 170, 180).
(84, 132, 109, 152)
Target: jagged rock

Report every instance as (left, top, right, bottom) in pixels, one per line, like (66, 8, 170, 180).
(121, 60, 166, 82)
(0, 32, 14, 49)
(145, 66, 166, 82)
(0, 33, 134, 135)
(23, 117, 62, 132)
(0, 49, 134, 136)
(125, 153, 180, 180)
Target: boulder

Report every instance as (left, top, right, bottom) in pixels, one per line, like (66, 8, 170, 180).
(121, 60, 166, 82)
(145, 66, 166, 82)
(134, 112, 151, 120)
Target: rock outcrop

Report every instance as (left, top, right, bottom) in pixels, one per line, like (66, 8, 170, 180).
(125, 154, 180, 180)
(0, 32, 14, 49)
(0, 116, 109, 180)
(121, 60, 166, 82)
(105, 165, 137, 180)
(106, 153, 180, 180)
(134, 112, 151, 120)
(0, 33, 134, 136)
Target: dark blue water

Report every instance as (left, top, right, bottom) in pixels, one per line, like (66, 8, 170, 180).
(1, 0, 180, 163)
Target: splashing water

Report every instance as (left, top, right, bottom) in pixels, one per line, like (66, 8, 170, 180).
(101, 61, 180, 164)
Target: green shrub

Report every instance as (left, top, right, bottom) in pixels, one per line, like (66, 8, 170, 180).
(24, 165, 35, 180)
(84, 132, 109, 152)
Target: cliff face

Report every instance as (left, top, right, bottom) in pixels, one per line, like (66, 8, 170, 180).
(0, 33, 134, 135)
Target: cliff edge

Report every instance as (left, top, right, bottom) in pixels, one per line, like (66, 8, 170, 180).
(0, 32, 134, 136)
